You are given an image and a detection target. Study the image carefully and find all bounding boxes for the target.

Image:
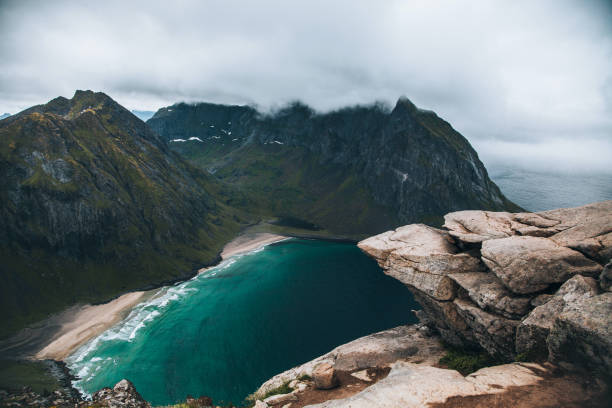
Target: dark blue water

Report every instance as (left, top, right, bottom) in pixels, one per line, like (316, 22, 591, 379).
(67, 239, 418, 406)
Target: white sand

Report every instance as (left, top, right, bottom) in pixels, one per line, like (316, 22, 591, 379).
(221, 232, 287, 259)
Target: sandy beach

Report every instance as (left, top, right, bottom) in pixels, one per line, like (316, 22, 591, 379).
(220, 232, 288, 259)
(33, 291, 146, 361)
(20, 232, 288, 362)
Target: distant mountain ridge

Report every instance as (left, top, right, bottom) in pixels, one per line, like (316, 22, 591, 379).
(148, 97, 519, 234)
(131, 110, 155, 121)
(0, 91, 241, 336)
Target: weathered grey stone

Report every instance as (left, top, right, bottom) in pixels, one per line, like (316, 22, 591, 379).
(92, 379, 151, 408)
(443, 210, 515, 243)
(385, 265, 457, 300)
(538, 201, 612, 232)
(481, 236, 602, 294)
(264, 392, 298, 405)
(530, 294, 554, 307)
(410, 291, 476, 348)
(550, 215, 612, 263)
(313, 363, 338, 390)
(449, 272, 531, 319)
(453, 298, 519, 359)
(516, 275, 599, 358)
(547, 292, 612, 375)
(305, 362, 545, 408)
(601, 262, 612, 292)
(251, 325, 445, 400)
(359, 224, 482, 300)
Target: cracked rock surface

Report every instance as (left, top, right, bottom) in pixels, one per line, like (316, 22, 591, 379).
(359, 201, 612, 371)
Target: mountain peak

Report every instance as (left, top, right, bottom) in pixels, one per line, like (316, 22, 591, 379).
(392, 96, 418, 115)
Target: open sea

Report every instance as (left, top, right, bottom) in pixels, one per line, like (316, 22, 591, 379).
(489, 166, 611, 212)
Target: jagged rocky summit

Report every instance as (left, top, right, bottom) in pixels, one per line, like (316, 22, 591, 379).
(0, 90, 241, 336)
(358, 200, 612, 372)
(147, 97, 519, 235)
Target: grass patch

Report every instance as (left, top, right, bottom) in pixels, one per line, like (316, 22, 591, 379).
(438, 344, 501, 376)
(0, 360, 62, 394)
(262, 381, 293, 400)
(297, 374, 312, 382)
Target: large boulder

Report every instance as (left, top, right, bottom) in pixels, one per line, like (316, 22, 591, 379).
(410, 291, 476, 348)
(442, 210, 564, 243)
(547, 292, 612, 376)
(358, 224, 482, 300)
(449, 272, 531, 319)
(481, 236, 602, 294)
(453, 299, 520, 359)
(516, 275, 599, 358)
(550, 216, 612, 264)
(442, 210, 515, 243)
(92, 379, 151, 408)
(312, 362, 339, 390)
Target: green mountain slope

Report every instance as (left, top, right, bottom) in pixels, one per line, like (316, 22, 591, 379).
(148, 98, 520, 236)
(0, 91, 242, 337)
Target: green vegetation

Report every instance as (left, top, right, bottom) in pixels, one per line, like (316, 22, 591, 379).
(261, 381, 293, 400)
(0, 360, 61, 394)
(297, 374, 313, 381)
(0, 91, 246, 339)
(438, 344, 503, 375)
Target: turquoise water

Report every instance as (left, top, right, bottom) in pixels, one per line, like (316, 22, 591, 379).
(66, 239, 418, 406)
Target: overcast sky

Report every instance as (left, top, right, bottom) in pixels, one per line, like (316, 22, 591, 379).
(1, 0, 611, 173)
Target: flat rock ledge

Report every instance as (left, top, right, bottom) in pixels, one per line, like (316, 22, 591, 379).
(251, 325, 607, 408)
(358, 201, 612, 372)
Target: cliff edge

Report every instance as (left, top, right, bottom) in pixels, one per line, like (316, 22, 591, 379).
(250, 201, 611, 407)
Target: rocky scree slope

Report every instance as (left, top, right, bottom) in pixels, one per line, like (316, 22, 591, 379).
(0, 91, 241, 337)
(147, 98, 519, 236)
(358, 200, 612, 376)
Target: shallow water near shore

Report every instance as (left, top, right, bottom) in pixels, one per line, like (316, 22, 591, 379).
(66, 239, 418, 405)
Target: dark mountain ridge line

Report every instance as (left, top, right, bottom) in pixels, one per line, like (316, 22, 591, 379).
(148, 95, 519, 236)
(0, 90, 244, 338)
(1, 89, 518, 342)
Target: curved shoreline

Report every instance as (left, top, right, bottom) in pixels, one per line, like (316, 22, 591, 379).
(2, 233, 288, 363)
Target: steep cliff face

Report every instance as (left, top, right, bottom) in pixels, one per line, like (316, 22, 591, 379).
(148, 98, 519, 235)
(359, 201, 612, 376)
(0, 91, 241, 336)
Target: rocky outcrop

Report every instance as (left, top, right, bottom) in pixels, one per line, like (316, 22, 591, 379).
(547, 292, 612, 376)
(313, 363, 339, 390)
(304, 362, 608, 408)
(148, 97, 519, 237)
(515, 275, 599, 358)
(359, 201, 612, 371)
(306, 362, 542, 408)
(251, 324, 445, 401)
(481, 236, 601, 294)
(249, 202, 610, 408)
(92, 379, 150, 408)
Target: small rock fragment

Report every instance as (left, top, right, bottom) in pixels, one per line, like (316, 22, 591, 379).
(313, 362, 339, 389)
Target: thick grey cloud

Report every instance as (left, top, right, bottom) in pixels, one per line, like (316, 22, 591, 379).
(1, 0, 611, 172)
